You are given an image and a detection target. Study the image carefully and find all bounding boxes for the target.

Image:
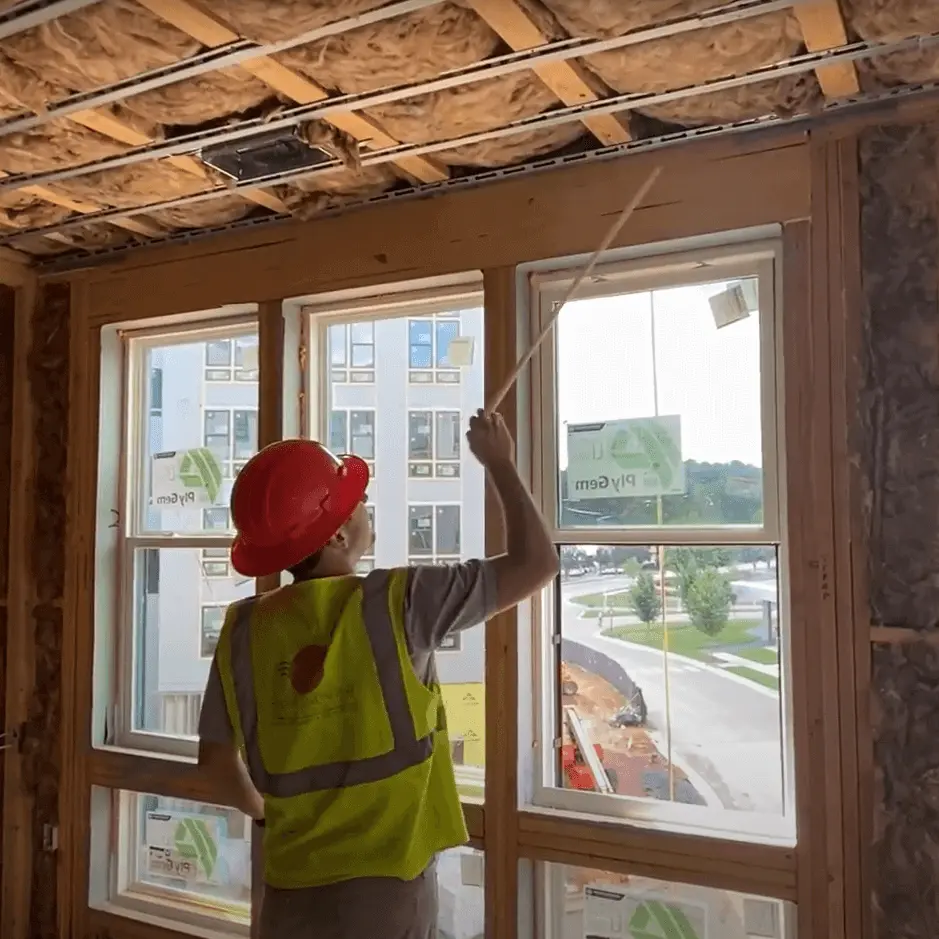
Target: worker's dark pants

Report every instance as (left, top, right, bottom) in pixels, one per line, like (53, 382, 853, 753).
(258, 864, 438, 939)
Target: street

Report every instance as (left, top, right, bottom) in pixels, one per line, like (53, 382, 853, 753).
(560, 576, 785, 816)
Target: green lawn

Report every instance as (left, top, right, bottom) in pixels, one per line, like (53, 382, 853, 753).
(572, 589, 632, 608)
(734, 645, 779, 665)
(727, 666, 779, 691)
(602, 620, 760, 661)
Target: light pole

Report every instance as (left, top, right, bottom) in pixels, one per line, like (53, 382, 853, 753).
(650, 289, 676, 803)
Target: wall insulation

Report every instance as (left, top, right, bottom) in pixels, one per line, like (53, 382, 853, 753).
(22, 283, 69, 938)
(0, 285, 14, 923)
(860, 121, 939, 939)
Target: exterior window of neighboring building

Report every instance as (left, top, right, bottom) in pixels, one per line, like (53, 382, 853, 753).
(200, 605, 226, 658)
(407, 504, 461, 563)
(329, 321, 375, 384)
(408, 410, 461, 478)
(201, 508, 231, 578)
(408, 316, 461, 384)
(203, 407, 258, 478)
(204, 336, 259, 382)
(328, 408, 376, 475)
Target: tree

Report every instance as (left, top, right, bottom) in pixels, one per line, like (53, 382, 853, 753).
(685, 568, 734, 637)
(628, 572, 661, 625)
(664, 546, 732, 607)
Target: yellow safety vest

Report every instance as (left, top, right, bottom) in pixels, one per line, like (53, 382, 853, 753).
(215, 568, 469, 888)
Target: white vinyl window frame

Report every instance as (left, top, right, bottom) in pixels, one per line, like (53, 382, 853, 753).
(98, 787, 252, 936)
(407, 407, 462, 479)
(104, 312, 259, 761)
(302, 282, 484, 446)
(525, 240, 796, 845)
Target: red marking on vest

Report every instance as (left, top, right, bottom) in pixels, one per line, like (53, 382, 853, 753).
(291, 644, 328, 695)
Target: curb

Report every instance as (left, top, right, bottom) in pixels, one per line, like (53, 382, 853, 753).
(590, 633, 779, 700)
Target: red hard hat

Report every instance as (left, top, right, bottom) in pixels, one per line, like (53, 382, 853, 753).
(229, 439, 369, 578)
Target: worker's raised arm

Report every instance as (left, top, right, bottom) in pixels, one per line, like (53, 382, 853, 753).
(466, 410, 559, 614)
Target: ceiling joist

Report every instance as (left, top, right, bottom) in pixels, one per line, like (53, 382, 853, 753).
(466, 0, 631, 145)
(134, 0, 448, 184)
(793, 0, 860, 98)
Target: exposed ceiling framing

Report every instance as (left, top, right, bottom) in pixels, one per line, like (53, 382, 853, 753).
(0, 0, 931, 269)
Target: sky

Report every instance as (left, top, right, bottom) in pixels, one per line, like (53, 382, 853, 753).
(555, 280, 765, 470)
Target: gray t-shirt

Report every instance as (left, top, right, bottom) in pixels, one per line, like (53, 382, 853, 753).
(198, 561, 498, 939)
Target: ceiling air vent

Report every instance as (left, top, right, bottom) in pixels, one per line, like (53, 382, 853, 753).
(200, 129, 333, 184)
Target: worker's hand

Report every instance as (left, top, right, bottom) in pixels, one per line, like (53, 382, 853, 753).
(466, 409, 514, 467)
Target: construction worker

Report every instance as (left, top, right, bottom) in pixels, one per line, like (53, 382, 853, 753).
(197, 409, 558, 939)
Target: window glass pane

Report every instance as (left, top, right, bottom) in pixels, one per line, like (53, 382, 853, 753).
(233, 336, 259, 379)
(329, 324, 347, 366)
(409, 505, 434, 555)
(232, 409, 258, 460)
(543, 862, 792, 939)
(409, 410, 433, 459)
(555, 277, 765, 530)
(133, 548, 254, 737)
(329, 410, 348, 453)
(321, 303, 485, 795)
(438, 847, 484, 938)
(350, 321, 374, 345)
(202, 508, 230, 532)
(203, 410, 230, 438)
(150, 367, 163, 411)
(410, 343, 433, 369)
(205, 340, 231, 367)
(409, 319, 432, 346)
(435, 506, 461, 556)
(201, 605, 225, 658)
(107, 790, 251, 927)
(351, 343, 374, 368)
(435, 319, 459, 367)
(350, 410, 375, 460)
(140, 330, 259, 535)
(553, 543, 788, 836)
(436, 411, 461, 461)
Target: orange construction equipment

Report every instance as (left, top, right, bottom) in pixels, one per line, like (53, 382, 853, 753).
(561, 705, 618, 794)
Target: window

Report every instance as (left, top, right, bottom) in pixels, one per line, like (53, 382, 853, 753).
(328, 407, 376, 474)
(92, 790, 253, 928)
(408, 409, 461, 477)
(201, 508, 232, 577)
(150, 366, 163, 414)
(204, 336, 259, 382)
(408, 315, 462, 383)
(203, 407, 257, 478)
(113, 325, 258, 753)
(408, 504, 461, 563)
(201, 604, 225, 658)
(540, 862, 791, 939)
(328, 320, 375, 383)
(313, 293, 485, 797)
(529, 245, 791, 843)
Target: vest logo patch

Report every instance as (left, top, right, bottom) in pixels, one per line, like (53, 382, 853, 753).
(286, 644, 328, 695)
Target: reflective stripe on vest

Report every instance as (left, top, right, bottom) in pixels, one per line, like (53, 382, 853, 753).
(228, 570, 433, 798)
